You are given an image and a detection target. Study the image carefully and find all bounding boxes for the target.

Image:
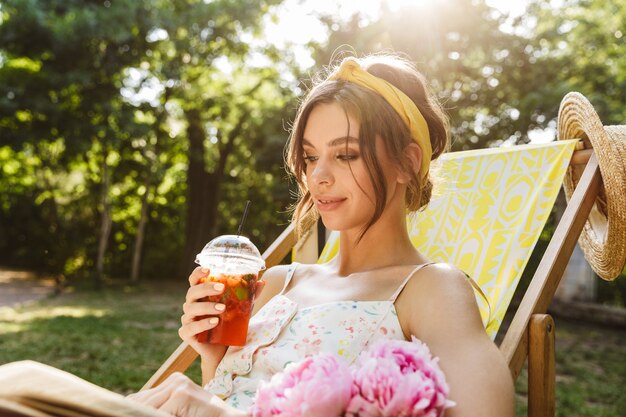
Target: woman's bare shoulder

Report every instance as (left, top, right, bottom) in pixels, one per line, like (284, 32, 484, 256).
(400, 263, 471, 298)
(397, 262, 484, 338)
(260, 264, 292, 291)
(408, 262, 472, 295)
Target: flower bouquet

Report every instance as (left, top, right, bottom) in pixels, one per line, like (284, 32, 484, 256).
(252, 336, 455, 417)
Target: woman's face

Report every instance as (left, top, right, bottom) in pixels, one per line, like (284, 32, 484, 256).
(302, 102, 402, 232)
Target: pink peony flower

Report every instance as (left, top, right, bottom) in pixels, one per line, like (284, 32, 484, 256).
(346, 337, 455, 417)
(252, 353, 353, 417)
(252, 337, 454, 417)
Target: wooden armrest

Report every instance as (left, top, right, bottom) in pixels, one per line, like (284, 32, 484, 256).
(528, 314, 556, 417)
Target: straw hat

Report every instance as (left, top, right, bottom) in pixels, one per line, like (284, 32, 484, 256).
(557, 92, 626, 280)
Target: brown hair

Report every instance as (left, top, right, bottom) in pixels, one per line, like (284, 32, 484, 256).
(286, 54, 449, 237)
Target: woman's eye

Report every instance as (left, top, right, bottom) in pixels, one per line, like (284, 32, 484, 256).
(303, 155, 318, 163)
(337, 154, 358, 161)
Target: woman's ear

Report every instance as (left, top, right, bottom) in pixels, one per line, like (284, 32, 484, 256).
(397, 143, 422, 184)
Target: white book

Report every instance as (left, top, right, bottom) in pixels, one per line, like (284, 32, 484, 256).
(0, 361, 170, 417)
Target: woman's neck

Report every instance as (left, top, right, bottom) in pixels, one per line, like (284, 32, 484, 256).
(332, 212, 426, 277)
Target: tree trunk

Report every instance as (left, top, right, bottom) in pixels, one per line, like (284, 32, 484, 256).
(179, 109, 217, 276)
(130, 181, 150, 283)
(39, 157, 63, 276)
(179, 81, 264, 276)
(178, 112, 250, 275)
(95, 148, 112, 289)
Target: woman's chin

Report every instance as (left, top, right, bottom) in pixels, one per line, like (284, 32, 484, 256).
(319, 217, 362, 233)
(319, 218, 344, 231)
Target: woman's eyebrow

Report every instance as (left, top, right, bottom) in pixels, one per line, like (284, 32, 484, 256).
(302, 136, 359, 148)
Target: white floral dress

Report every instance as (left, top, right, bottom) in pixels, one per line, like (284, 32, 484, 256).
(205, 262, 432, 411)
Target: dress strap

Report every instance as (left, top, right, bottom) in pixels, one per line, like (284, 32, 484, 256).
(388, 262, 434, 302)
(278, 262, 299, 295)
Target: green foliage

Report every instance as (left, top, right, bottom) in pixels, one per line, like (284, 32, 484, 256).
(0, 0, 624, 288)
(0, 0, 297, 281)
(525, 0, 626, 124)
(0, 0, 157, 278)
(0, 0, 153, 153)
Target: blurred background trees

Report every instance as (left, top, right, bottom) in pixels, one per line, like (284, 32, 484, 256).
(0, 0, 624, 300)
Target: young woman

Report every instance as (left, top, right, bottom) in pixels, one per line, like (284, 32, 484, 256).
(129, 54, 516, 417)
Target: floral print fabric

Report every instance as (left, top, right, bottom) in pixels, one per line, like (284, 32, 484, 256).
(206, 263, 429, 411)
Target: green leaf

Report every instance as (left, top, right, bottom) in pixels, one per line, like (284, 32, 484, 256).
(233, 286, 249, 301)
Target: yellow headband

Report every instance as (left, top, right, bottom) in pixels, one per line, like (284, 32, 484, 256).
(328, 57, 432, 181)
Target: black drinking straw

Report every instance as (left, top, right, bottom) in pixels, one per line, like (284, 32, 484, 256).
(237, 200, 252, 237)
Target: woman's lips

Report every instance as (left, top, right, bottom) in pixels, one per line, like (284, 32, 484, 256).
(316, 197, 346, 212)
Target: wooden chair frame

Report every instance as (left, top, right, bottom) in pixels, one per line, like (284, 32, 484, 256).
(143, 146, 599, 417)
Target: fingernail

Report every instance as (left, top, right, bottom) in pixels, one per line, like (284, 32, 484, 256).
(214, 283, 225, 291)
(215, 303, 225, 311)
(201, 267, 209, 273)
(209, 317, 219, 324)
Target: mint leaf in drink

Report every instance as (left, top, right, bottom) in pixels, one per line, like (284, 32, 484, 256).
(234, 286, 248, 301)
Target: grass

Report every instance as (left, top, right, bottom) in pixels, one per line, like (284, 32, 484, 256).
(1, 281, 625, 416)
(0, 281, 202, 394)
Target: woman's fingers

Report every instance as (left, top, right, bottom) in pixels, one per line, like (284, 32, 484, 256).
(178, 317, 219, 340)
(126, 373, 179, 409)
(254, 279, 265, 299)
(127, 386, 170, 409)
(185, 281, 225, 303)
(181, 301, 225, 324)
(188, 266, 210, 285)
(158, 382, 223, 417)
(127, 373, 194, 411)
(130, 374, 228, 417)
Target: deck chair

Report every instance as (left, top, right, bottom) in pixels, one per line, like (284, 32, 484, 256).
(143, 93, 624, 417)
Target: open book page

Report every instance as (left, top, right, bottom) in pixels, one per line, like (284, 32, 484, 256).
(0, 398, 51, 417)
(0, 361, 170, 417)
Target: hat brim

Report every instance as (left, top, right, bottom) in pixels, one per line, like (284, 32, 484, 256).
(558, 92, 626, 280)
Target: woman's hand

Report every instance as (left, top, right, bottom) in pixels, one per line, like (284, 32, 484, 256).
(179, 267, 227, 359)
(179, 267, 266, 360)
(127, 373, 247, 417)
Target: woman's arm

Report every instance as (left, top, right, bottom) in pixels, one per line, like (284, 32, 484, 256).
(397, 264, 515, 417)
(200, 345, 228, 385)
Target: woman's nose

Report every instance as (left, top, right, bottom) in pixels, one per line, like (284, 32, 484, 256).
(310, 159, 334, 186)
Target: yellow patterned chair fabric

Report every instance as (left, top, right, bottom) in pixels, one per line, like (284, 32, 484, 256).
(317, 140, 579, 339)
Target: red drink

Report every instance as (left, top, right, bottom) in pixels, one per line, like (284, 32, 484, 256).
(197, 272, 258, 346)
(195, 234, 265, 347)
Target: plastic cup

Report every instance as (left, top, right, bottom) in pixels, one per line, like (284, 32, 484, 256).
(194, 235, 265, 346)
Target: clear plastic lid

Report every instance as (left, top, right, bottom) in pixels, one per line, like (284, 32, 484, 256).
(195, 235, 265, 273)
